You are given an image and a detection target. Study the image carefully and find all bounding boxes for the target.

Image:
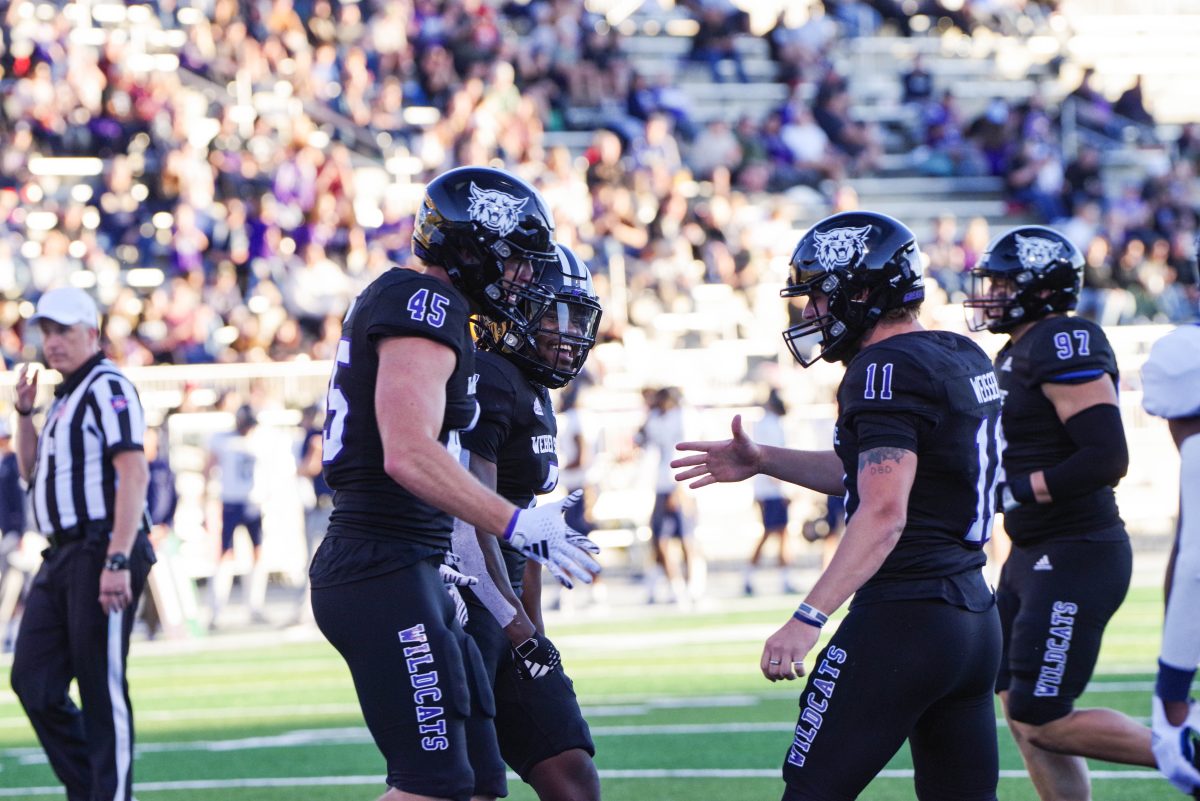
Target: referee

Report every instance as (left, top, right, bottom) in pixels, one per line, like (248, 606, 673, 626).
(10, 287, 154, 801)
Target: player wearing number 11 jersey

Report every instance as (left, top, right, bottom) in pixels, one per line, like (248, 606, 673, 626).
(674, 211, 1003, 800)
(309, 166, 600, 801)
(966, 226, 1159, 800)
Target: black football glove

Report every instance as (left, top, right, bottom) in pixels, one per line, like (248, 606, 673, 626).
(512, 635, 561, 680)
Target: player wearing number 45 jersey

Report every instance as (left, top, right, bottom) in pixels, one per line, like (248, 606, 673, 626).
(675, 211, 1003, 801)
(966, 225, 1162, 800)
(309, 166, 600, 801)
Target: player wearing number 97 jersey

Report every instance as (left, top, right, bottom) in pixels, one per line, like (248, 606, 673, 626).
(309, 166, 599, 801)
(966, 226, 1157, 801)
(674, 211, 1004, 801)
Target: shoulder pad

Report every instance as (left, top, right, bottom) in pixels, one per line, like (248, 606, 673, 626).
(368, 272, 471, 351)
(841, 343, 937, 413)
(474, 351, 521, 417)
(1022, 316, 1116, 385)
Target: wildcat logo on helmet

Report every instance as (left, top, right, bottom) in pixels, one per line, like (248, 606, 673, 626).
(1014, 234, 1064, 269)
(468, 183, 528, 237)
(813, 226, 872, 271)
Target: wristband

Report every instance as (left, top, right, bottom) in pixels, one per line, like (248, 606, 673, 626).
(1156, 659, 1197, 703)
(792, 602, 828, 628)
(1006, 473, 1035, 504)
(15, 406, 34, 417)
(503, 509, 520, 541)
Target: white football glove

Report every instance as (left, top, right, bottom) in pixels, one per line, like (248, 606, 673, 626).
(1152, 695, 1200, 795)
(504, 490, 601, 589)
(439, 553, 478, 628)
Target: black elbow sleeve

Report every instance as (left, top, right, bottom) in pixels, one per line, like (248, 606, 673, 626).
(1041, 403, 1129, 501)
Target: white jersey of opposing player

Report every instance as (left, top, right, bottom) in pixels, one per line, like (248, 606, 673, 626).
(753, 411, 788, 501)
(641, 406, 685, 494)
(211, 431, 259, 504)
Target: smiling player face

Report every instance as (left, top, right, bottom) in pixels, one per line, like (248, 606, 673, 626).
(533, 303, 585, 371)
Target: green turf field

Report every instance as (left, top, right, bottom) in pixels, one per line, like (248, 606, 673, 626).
(0, 584, 1171, 800)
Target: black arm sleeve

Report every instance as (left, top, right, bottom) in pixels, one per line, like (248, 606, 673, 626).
(1039, 403, 1129, 502)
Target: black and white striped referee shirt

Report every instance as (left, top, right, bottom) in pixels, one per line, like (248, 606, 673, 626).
(30, 352, 145, 535)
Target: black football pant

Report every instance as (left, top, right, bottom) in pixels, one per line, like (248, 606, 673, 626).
(11, 537, 151, 801)
(780, 598, 1002, 801)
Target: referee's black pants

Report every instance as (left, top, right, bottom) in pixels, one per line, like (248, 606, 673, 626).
(11, 536, 152, 801)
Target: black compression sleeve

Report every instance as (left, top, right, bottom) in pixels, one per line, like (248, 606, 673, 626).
(1041, 403, 1129, 501)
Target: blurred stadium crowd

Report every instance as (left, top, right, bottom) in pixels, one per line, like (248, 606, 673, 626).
(0, 0, 1197, 373)
(0, 0, 1195, 639)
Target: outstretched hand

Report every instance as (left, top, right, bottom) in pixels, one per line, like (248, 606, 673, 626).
(671, 414, 762, 489)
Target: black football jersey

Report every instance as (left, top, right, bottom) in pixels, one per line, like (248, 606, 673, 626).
(994, 315, 1124, 544)
(460, 351, 558, 593)
(321, 267, 478, 552)
(835, 331, 1003, 608)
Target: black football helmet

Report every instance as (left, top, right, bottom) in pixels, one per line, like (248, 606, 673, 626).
(781, 211, 925, 366)
(964, 225, 1083, 333)
(477, 244, 603, 389)
(413, 166, 557, 329)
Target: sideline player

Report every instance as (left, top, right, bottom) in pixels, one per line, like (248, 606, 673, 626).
(1142, 317, 1200, 796)
(965, 225, 1156, 799)
(742, 389, 796, 596)
(309, 167, 600, 801)
(674, 211, 1004, 800)
(455, 244, 603, 801)
(206, 404, 267, 628)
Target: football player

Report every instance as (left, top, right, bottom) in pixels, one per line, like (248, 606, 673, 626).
(965, 225, 1158, 799)
(674, 211, 1004, 800)
(309, 167, 600, 801)
(1141, 298, 1200, 795)
(453, 243, 603, 801)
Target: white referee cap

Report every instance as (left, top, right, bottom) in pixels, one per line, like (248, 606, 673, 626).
(1142, 324, 1200, 420)
(29, 287, 100, 330)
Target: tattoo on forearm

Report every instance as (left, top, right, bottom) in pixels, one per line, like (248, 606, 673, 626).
(858, 447, 907, 476)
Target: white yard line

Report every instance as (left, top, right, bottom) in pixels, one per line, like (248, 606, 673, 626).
(0, 768, 1168, 796)
(3, 715, 1158, 765)
(0, 680, 1159, 735)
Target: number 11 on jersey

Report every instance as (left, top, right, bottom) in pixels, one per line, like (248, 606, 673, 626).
(863, 362, 894, 400)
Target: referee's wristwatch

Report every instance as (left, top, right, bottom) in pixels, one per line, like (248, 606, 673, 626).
(103, 553, 130, 572)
